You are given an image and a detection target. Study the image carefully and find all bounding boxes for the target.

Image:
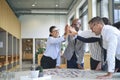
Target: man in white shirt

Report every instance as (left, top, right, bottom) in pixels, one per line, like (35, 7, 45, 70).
(68, 17, 111, 71)
(88, 16, 120, 79)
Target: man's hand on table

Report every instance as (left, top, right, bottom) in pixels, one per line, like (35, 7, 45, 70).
(95, 62, 101, 71)
(77, 64, 84, 69)
(96, 72, 113, 79)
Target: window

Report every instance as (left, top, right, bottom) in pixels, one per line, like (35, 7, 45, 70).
(114, 0, 120, 22)
(70, 16, 74, 25)
(79, 0, 88, 30)
(96, 0, 102, 16)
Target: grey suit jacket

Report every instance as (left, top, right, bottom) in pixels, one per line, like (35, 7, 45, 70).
(63, 36, 85, 64)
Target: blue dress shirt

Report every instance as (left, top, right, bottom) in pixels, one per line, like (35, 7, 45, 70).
(44, 36, 65, 66)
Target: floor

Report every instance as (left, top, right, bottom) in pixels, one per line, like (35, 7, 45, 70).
(22, 61, 33, 71)
(10, 60, 33, 72)
(11, 53, 91, 71)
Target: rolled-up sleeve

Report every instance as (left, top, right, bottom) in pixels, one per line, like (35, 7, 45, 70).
(56, 52, 61, 66)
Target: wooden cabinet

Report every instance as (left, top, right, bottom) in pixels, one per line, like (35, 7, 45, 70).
(60, 56, 67, 68)
(23, 53, 33, 60)
(84, 53, 91, 70)
(22, 39, 33, 60)
(37, 54, 43, 65)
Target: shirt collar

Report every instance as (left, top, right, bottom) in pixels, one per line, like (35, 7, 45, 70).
(101, 25, 106, 36)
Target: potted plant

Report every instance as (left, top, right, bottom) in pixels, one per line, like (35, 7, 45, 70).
(35, 48, 45, 64)
(36, 66, 44, 77)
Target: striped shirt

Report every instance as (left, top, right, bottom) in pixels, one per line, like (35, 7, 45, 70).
(78, 30, 102, 61)
(89, 43, 101, 61)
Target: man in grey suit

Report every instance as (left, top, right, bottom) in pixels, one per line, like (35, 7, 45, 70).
(63, 19, 85, 69)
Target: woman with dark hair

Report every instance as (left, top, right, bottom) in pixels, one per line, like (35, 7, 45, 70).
(40, 26, 68, 69)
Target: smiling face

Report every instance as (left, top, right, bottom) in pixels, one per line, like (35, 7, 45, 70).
(71, 19, 81, 32)
(50, 27, 59, 38)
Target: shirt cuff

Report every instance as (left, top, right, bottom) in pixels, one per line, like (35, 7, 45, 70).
(56, 63, 60, 67)
(108, 68, 115, 73)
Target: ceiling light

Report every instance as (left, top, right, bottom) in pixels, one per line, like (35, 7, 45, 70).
(56, 4, 58, 7)
(32, 1, 37, 7)
(32, 4, 35, 7)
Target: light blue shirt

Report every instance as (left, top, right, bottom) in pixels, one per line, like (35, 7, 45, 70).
(77, 26, 120, 72)
(44, 36, 65, 66)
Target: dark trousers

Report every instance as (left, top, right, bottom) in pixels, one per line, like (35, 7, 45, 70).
(67, 53, 83, 69)
(115, 58, 120, 72)
(90, 57, 100, 70)
(101, 57, 120, 72)
(40, 55, 56, 69)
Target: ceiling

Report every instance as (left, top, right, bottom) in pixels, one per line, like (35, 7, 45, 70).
(6, 0, 78, 17)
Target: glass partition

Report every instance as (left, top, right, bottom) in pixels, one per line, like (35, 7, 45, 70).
(35, 38, 47, 64)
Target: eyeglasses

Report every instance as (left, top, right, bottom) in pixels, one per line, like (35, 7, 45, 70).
(52, 30, 59, 33)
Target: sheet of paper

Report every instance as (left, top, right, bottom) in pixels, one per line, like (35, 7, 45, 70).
(20, 75, 52, 80)
(33, 75, 51, 80)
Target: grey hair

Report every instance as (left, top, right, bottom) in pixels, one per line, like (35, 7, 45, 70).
(88, 16, 104, 25)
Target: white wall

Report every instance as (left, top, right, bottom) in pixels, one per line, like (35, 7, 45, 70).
(19, 15, 67, 38)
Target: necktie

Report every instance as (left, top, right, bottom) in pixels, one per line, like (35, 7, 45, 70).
(99, 36, 107, 71)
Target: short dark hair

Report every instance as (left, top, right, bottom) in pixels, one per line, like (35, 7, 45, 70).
(49, 26, 56, 33)
(102, 17, 111, 25)
(88, 16, 104, 25)
(49, 26, 56, 36)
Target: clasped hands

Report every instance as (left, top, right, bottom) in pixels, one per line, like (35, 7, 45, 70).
(64, 24, 78, 36)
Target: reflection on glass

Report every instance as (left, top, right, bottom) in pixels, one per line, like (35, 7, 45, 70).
(35, 38, 47, 64)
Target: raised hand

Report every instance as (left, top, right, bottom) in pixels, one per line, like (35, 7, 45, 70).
(64, 24, 70, 35)
(64, 24, 71, 39)
(69, 27, 78, 36)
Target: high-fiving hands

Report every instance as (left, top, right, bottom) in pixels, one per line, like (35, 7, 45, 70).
(64, 24, 70, 35)
(64, 24, 78, 36)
